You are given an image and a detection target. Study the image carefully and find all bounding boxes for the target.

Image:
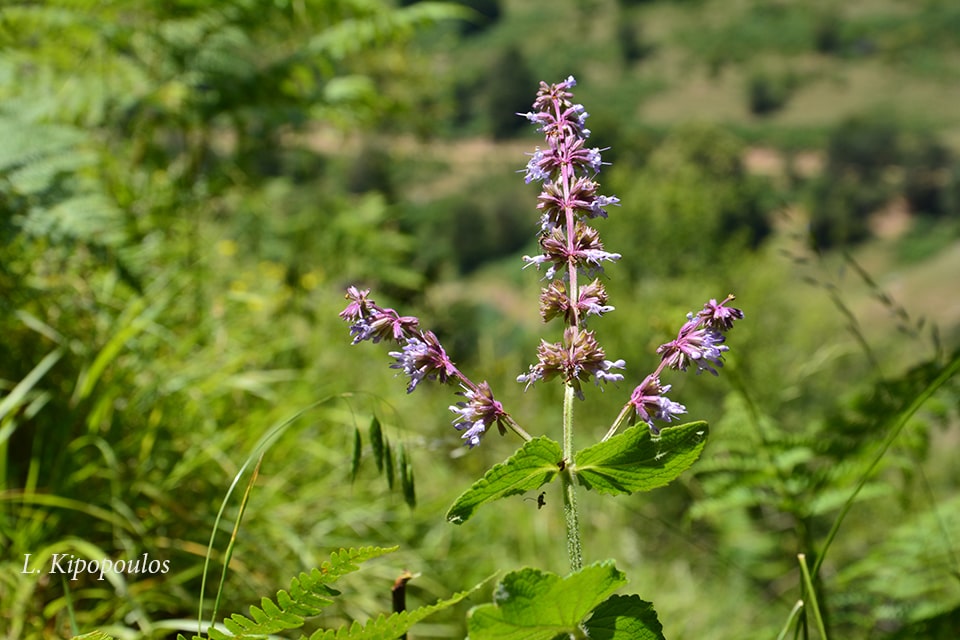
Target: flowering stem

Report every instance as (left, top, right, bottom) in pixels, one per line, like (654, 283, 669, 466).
(561, 382, 583, 571)
(603, 359, 670, 441)
(602, 403, 632, 442)
(501, 414, 534, 443)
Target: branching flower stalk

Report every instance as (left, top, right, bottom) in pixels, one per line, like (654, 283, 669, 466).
(339, 286, 533, 447)
(339, 76, 742, 574)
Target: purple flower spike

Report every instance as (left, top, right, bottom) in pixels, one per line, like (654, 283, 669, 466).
(389, 331, 457, 393)
(628, 375, 687, 434)
(449, 381, 508, 448)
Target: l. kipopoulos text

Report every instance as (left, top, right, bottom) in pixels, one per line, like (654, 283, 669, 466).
(21, 553, 170, 581)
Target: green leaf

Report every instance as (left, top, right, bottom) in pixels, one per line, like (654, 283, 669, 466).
(575, 421, 709, 496)
(400, 444, 416, 508)
(369, 416, 384, 473)
(467, 562, 628, 640)
(583, 594, 666, 640)
(71, 633, 115, 640)
(384, 439, 394, 489)
(307, 585, 476, 640)
(446, 436, 563, 524)
(203, 546, 396, 639)
(350, 427, 362, 482)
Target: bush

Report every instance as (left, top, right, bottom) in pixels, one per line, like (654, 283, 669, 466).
(487, 46, 536, 139)
(809, 113, 960, 248)
(606, 124, 773, 279)
(746, 70, 795, 116)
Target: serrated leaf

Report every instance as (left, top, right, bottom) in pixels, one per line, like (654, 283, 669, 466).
(575, 421, 709, 496)
(467, 562, 628, 640)
(369, 417, 384, 473)
(446, 436, 563, 524)
(583, 594, 665, 640)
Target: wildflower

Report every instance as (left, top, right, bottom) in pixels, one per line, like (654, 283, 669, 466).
(576, 279, 615, 318)
(656, 316, 728, 376)
(340, 288, 420, 345)
(339, 286, 372, 322)
(536, 177, 619, 231)
(449, 381, 508, 448)
(522, 223, 621, 281)
(518, 327, 625, 400)
(539, 280, 615, 324)
(389, 331, 457, 393)
(697, 295, 744, 332)
(628, 375, 687, 434)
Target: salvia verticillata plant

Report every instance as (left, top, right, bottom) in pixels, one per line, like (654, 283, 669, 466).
(337, 76, 743, 639)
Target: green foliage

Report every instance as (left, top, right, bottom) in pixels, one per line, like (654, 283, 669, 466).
(447, 436, 563, 524)
(487, 45, 536, 140)
(676, 2, 818, 70)
(746, 69, 797, 117)
(585, 595, 665, 640)
(693, 335, 960, 635)
(833, 494, 960, 633)
(176, 546, 473, 640)
(353, 419, 417, 502)
(467, 562, 665, 640)
(606, 124, 772, 279)
(575, 422, 708, 496)
(809, 112, 960, 248)
(3, 0, 960, 638)
(0, 1, 467, 636)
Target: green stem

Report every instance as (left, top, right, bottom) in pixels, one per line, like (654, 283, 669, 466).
(799, 553, 828, 640)
(813, 351, 960, 576)
(562, 383, 583, 572)
(602, 403, 632, 441)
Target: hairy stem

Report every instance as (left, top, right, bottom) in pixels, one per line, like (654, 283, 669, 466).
(562, 382, 583, 571)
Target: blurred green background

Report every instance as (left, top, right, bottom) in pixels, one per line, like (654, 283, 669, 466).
(1, 0, 958, 638)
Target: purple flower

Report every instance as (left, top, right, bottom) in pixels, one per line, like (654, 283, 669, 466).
(628, 375, 687, 434)
(588, 193, 620, 219)
(524, 148, 551, 183)
(365, 308, 420, 344)
(339, 286, 372, 322)
(389, 331, 457, 393)
(518, 327, 624, 400)
(340, 288, 420, 345)
(577, 280, 615, 318)
(536, 177, 619, 228)
(522, 223, 621, 281)
(697, 295, 744, 332)
(538, 279, 614, 324)
(449, 381, 508, 448)
(657, 315, 729, 376)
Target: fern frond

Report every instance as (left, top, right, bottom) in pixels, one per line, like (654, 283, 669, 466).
(307, 587, 474, 640)
(308, 1, 469, 60)
(70, 632, 115, 640)
(197, 546, 399, 640)
(0, 113, 86, 176)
